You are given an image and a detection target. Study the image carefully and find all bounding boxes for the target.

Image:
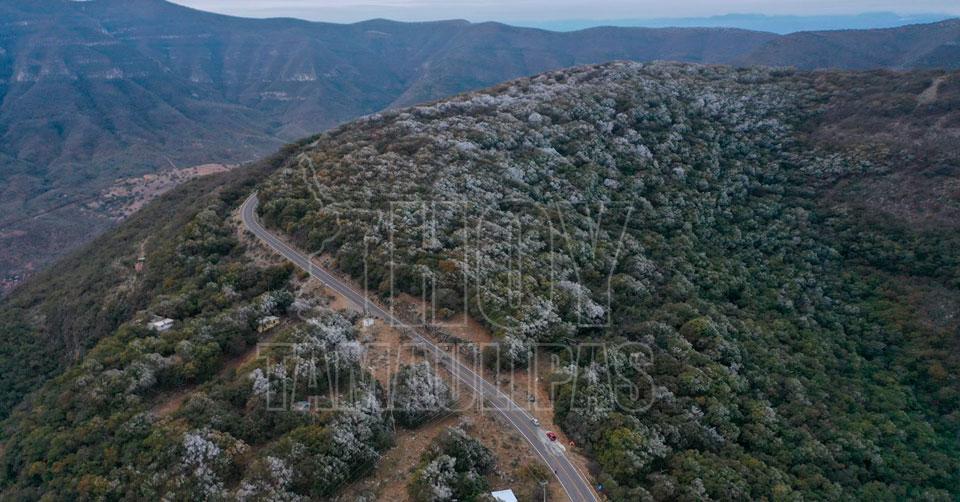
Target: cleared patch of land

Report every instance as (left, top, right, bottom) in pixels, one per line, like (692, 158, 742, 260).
(87, 164, 238, 220)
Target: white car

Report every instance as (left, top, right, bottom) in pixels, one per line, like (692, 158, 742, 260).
(531, 418, 540, 426)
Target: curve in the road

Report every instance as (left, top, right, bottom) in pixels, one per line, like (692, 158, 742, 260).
(241, 193, 598, 502)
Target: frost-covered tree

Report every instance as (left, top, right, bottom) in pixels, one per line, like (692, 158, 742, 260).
(258, 289, 295, 316)
(266, 389, 391, 497)
(411, 454, 458, 502)
(178, 429, 248, 499)
(409, 427, 495, 502)
(391, 362, 454, 427)
(235, 456, 302, 502)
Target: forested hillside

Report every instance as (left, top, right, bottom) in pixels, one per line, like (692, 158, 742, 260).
(258, 62, 960, 499)
(740, 19, 960, 70)
(0, 142, 302, 418)
(3, 0, 958, 293)
(0, 0, 776, 288)
(0, 139, 505, 500)
(0, 140, 402, 498)
(0, 61, 957, 499)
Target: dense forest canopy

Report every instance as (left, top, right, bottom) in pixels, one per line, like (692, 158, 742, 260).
(0, 61, 956, 500)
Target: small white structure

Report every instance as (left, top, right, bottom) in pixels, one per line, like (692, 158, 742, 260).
(147, 318, 174, 332)
(257, 315, 280, 333)
(491, 489, 518, 502)
(292, 401, 311, 412)
(361, 317, 375, 328)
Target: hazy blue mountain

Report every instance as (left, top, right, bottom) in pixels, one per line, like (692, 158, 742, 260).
(520, 12, 956, 34)
(740, 18, 960, 69)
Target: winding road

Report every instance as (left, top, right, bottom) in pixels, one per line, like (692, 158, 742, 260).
(241, 193, 598, 502)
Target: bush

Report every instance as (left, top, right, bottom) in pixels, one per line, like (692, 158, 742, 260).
(391, 362, 454, 428)
(409, 427, 495, 502)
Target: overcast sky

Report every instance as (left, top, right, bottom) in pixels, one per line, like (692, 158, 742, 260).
(169, 0, 960, 23)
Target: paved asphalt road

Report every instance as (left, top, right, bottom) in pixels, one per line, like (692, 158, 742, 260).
(242, 193, 598, 502)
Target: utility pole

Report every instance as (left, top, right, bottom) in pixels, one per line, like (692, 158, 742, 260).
(540, 480, 548, 502)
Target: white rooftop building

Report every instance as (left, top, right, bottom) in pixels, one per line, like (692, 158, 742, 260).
(147, 318, 174, 332)
(491, 489, 518, 502)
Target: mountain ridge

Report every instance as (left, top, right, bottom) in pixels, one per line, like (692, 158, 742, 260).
(1, 0, 959, 292)
(520, 12, 957, 34)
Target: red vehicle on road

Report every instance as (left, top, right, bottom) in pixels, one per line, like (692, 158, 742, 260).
(546, 431, 558, 442)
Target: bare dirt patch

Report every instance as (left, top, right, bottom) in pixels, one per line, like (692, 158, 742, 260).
(918, 75, 947, 105)
(88, 163, 238, 219)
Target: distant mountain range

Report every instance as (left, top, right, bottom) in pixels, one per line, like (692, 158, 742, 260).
(1, 0, 960, 292)
(519, 12, 957, 34)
